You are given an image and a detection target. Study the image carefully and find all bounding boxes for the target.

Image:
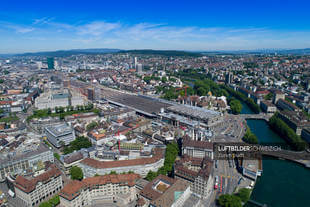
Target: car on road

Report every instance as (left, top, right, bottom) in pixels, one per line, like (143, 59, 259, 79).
(214, 176, 219, 189)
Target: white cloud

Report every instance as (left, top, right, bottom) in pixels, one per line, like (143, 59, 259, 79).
(33, 17, 54, 25)
(1, 18, 310, 51)
(77, 21, 120, 36)
(9, 25, 35, 33)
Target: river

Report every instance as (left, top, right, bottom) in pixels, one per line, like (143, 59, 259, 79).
(241, 102, 310, 207)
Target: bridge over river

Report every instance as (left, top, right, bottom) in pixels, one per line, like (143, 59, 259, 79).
(261, 149, 310, 168)
(240, 113, 272, 121)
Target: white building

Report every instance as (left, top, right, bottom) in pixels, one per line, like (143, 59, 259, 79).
(0, 144, 54, 182)
(14, 165, 63, 207)
(59, 174, 140, 207)
(78, 148, 165, 177)
(44, 123, 76, 148)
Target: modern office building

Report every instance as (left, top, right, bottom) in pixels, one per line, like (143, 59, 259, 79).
(87, 88, 95, 101)
(225, 72, 233, 84)
(44, 123, 76, 148)
(47, 57, 54, 69)
(14, 165, 63, 207)
(137, 63, 143, 75)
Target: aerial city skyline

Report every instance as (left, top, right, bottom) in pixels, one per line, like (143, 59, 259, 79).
(1, 0, 310, 53)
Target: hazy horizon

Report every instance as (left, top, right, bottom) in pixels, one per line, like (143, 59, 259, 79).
(1, 0, 310, 53)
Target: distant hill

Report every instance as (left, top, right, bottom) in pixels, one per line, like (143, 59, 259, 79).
(1, 48, 310, 57)
(117, 49, 202, 57)
(199, 48, 310, 55)
(15, 48, 121, 57)
(276, 48, 310, 55)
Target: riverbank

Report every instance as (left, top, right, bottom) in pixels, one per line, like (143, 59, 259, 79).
(245, 119, 310, 207)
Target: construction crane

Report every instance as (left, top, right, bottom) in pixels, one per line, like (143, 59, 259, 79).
(175, 85, 189, 97)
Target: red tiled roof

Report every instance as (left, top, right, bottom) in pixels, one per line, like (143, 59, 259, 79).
(183, 138, 213, 150)
(140, 175, 176, 201)
(14, 165, 61, 193)
(59, 173, 140, 201)
(80, 148, 164, 169)
(0, 101, 13, 105)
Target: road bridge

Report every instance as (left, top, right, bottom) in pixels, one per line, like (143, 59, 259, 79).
(239, 113, 272, 121)
(261, 149, 310, 168)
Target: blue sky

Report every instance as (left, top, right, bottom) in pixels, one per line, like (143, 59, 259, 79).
(0, 0, 310, 53)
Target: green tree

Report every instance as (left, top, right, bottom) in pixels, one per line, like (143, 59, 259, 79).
(54, 153, 60, 161)
(86, 121, 98, 131)
(242, 126, 258, 144)
(237, 188, 251, 203)
(146, 170, 158, 181)
(161, 76, 167, 83)
(218, 194, 242, 207)
(229, 99, 243, 114)
(269, 113, 307, 151)
(264, 93, 273, 100)
(49, 195, 60, 206)
(70, 166, 83, 180)
(39, 202, 51, 207)
(170, 77, 176, 82)
(63, 136, 92, 154)
(143, 76, 152, 84)
(197, 87, 207, 96)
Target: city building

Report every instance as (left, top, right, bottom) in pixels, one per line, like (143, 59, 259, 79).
(273, 91, 285, 104)
(276, 99, 301, 112)
(59, 173, 140, 207)
(35, 89, 85, 110)
(260, 100, 277, 114)
(47, 57, 54, 70)
(240, 159, 263, 180)
(162, 104, 223, 130)
(301, 127, 310, 143)
(44, 123, 76, 148)
(78, 148, 165, 177)
(278, 111, 310, 135)
(87, 88, 95, 101)
(35, 90, 69, 109)
(139, 175, 191, 207)
(225, 72, 233, 84)
(137, 64, 143, 75)
(14, 164, 63, 207)
(0, 144, 54, 181)
(182, 138, 213, 159)
(174, 156, 214, 198)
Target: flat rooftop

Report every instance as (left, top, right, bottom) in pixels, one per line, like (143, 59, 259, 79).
(167, 104, 222, 120)
(102, 89, 171, 115)
(0, 144, 50, 166)
(45, 123, 73, 137)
